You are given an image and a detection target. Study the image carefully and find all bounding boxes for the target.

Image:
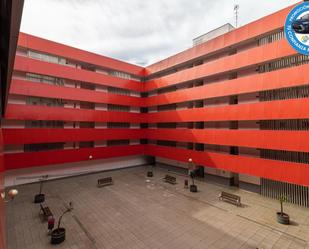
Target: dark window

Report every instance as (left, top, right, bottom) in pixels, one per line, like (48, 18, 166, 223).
(25, 120, 64, 128)
(107, 140, 130, 146)
(80, 122, 95, 128)
(24, 142, 64, 152)
(79, 141, 94, 148)
(80, 101, 95, 109)
(80, 82, 95, 90)
(107, 104, 130, 112)
(107, 122, 130, 128)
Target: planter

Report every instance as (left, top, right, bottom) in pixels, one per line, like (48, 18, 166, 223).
(190, 184, 198, 193)
(34, 193, 45, 203)
(51, 228, 66, 244)
(147, 171, 153, 177)
(276, 212, 290, 225)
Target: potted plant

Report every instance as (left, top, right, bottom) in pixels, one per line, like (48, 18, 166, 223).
(189, 171, 198, 192)
(276, 195, 290, 225)
(51, 202, 73, 244)
(34, 175, 48, 203)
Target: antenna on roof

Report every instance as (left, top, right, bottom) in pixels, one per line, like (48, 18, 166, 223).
(234, 4, 239, 28)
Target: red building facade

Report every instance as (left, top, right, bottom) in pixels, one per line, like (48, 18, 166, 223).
(0, 1, 24, 248)
(3, 3, 309, 207)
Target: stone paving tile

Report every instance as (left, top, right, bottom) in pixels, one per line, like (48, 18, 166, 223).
(5, 165, 309, 249)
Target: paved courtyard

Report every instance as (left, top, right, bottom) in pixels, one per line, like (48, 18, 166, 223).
(6, 165, 309, 249)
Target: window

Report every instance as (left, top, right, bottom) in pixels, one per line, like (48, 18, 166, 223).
(109, 71, 132, 80)
(107, 122, 130, 128)
(258, 30, 284, 46)
(26, 73, 64, 86)
(80, 63, 96, 71)
(107, 140, 130, 146)
(259, 54, 309, 73)
(28, 50, 65, 64)
(107, 104, 130, 112)
(107, 86, 130, 96)
(79, 122, 95, 128)
(26, 96, 64, 107)
(157, 140, 176, 147)
(25, 120, 64, 128)
(157, 104, 176, 111)
(79, 141, 94, 148)
(24, 142, 64, 152)
(80, 82, 95, 90)
(80, 101, 95, 110)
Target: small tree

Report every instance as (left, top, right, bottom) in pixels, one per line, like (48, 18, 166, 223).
(38, 175, 48, 194)
(278, 195, 288, 215)
(187, 158, 198, 192)
(190, 171, 195, 185)
(188, 158, 196, 185)
(38, 179, 44, 195)
(57, 202, 73, 230)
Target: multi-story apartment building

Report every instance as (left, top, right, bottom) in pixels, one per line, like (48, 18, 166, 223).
(0, 1, 24, 248)
(4, 32, 146, 172)
(2, 2, 309, 213)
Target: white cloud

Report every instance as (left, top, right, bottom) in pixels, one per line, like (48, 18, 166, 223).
(21, 0, 300, 66)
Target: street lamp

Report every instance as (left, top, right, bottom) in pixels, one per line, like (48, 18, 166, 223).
(1, 189, 18, 203)
(188, 158, 198, 193)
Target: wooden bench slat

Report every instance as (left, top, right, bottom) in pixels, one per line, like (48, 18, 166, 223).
(219, 191, 241, 206)
(97, 177, 113, 188)
(163, 175, 176, 184)
(40, 204, 53, 220)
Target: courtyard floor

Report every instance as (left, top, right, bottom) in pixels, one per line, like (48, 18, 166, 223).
(6, 165, 309, 249)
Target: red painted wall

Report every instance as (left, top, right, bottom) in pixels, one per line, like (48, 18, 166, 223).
(3, 128, 143, 145)
(14, 56, 143, 92)
(0, 129, 5, 249)
(145, 64, 309, 107)
(10, 79, 144, 107)
(144, 145, 309, 186)
(5, 104, 143, 123)
(145, 39, 297, 91)
(145, 98, 309, 123)
(18, 32, 145, 77)
(5, 145, 144, 170)
(4, 128, 309, 153)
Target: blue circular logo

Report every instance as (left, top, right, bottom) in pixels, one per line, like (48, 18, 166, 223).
(285, 2, 309, 55)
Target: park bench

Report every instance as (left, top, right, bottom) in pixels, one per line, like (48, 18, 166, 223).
(40, 204, 53, 220)
(97, 177, 113, 188)
(219, 191, 241, 206)
(163, 175, 176, 185)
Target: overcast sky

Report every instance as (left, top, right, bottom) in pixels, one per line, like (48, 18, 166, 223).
(21, 0, 300, 66)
